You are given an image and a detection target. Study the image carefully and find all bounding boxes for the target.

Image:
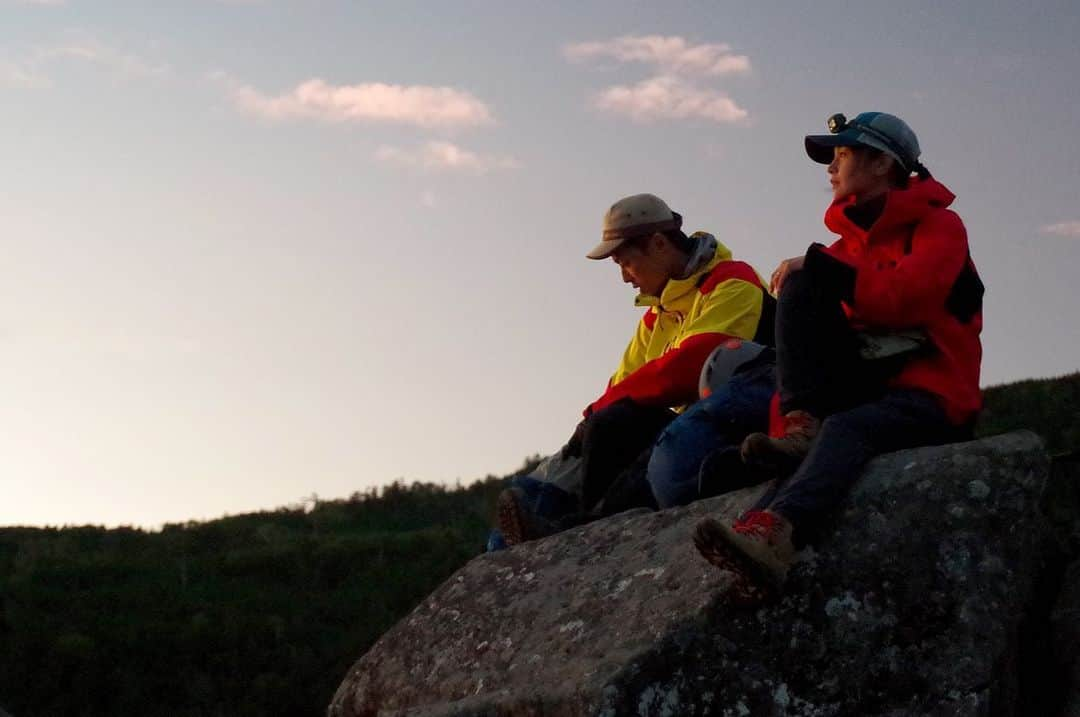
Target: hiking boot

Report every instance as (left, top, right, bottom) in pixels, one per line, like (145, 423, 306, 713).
(496, 487, 560, 546)
(693, 509, 796, 589)
(740, 409, 820, 474)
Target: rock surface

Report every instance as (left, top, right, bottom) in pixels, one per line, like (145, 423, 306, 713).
(329, 431, 1056, 717)
(1052, 452, 1080, 717)
(1055, 560, 1080, 717)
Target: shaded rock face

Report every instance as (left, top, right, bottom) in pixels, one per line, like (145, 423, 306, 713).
(1051, 452, 1080, 717)
(1055, 561, 1080, 717)
(330, 432, 1060, 717)
(329, 484, 771, 717)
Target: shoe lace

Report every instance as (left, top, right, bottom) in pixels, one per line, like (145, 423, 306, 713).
(733, 510, 779, 538)
(783, 411, 819, 440)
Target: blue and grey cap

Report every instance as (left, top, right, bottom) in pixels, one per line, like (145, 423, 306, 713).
(805, 111, 921, 171)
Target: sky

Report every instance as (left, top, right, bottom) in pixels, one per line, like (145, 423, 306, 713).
(2, 1, 1079, 528)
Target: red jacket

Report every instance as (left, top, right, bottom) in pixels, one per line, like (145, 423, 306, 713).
(817, 177, 983, 425)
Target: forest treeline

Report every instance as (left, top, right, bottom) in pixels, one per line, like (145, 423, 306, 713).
(1, 373, 1077, 717)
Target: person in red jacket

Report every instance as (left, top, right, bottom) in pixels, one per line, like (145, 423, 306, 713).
(693, 111, 984, 596)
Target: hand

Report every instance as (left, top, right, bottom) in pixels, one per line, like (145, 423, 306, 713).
(770, 255, 805, 294)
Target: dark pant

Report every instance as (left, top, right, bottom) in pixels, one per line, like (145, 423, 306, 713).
(758, 389, 970, 532)
(579, 399, 676, 512)
(777, 268, 888, 416)
(488, 400, 674, 550)
(592, 448, 659, 516)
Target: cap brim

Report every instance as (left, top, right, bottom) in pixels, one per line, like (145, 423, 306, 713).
(586, 237, 628, 260)
(804, 133, 849, 164)
(806, 130, 895, 165)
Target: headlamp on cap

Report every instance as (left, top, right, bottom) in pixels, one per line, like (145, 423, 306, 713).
(805, 111, 931, 180)
(825, 112, 911, 171)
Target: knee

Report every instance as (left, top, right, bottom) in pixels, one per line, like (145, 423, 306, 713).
(582, 401, 631, 445)
(646, 453, 694, 509)
(817, 410, 869, 441)
(807, 411, 876, 463)
(644, 425, 673, 505)
(649, 411, 709, 464)
(646, 428, 703, 509)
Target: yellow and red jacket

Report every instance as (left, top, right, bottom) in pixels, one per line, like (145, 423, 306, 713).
(813, 177, 983, 425)
(588, 235, 772, 415)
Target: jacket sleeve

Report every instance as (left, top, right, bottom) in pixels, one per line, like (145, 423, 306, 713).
(587, 277, 765, 413)
(834, 210, 969, 328)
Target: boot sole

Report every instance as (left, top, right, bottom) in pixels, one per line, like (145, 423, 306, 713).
(694, 524, 775, 606)
(693, 518, 740, 571)
(496, 490, 528, 546)
(693, 518, 785, 596)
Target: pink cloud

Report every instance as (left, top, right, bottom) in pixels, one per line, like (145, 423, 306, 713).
(232, 79, 494, 129)
(594, 76, 748, 124)
(0, 60, 48, 89)
(1041, 222, 1080, 238)
(2, 35, 166, 89)
(565, 35, 750, 77)
(39, 41, 168, 78)
(374, 141, 520, 174)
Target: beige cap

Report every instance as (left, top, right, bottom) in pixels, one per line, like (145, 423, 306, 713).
(586, 193, 682, 260)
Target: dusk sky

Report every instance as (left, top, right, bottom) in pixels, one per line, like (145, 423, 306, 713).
(3, 1, 1079, 527)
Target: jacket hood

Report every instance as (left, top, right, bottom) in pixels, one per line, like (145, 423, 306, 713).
(675, 232, 724, 279)
(826, 177, 956, 237)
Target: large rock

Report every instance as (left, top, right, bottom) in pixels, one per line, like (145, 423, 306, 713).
(1055, 560, 1080, 717)
(1051, 452, 1080, 717)
(329, 431, 1052, 717)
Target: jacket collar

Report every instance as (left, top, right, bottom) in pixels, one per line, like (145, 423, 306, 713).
(634, 232, 731, 310)
(825, 177, 956, 241)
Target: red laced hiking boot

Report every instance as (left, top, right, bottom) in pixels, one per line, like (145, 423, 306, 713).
(693, 509, 796, 590)
(496, 487, 560, 546)
(740, 409, 821, 474)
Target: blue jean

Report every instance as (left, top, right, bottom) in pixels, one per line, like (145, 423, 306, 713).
(646, 362, 775, 509)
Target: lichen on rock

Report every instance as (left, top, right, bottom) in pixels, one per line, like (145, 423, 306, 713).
(329, 432, 1074, 716)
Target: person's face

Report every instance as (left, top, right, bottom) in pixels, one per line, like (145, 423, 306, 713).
(611, 235, 670, 297)
(828, 145, 891, 202)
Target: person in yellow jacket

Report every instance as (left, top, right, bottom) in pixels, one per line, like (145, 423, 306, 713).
(494, 193, 775, 546)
